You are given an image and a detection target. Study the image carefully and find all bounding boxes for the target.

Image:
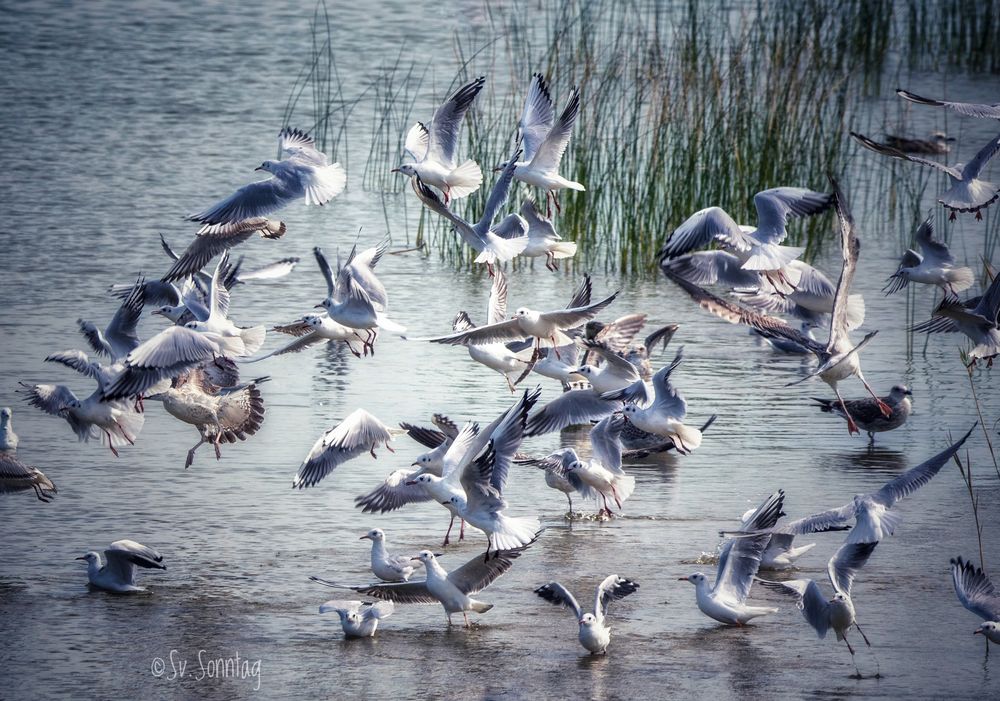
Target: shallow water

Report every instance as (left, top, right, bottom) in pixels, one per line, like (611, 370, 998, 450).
(1, 2, 1000, 699)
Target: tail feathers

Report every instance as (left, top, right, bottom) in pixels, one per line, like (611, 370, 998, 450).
(304, 163, 347, 206)
(611, 474, 636, 505)
(743, 245, 804, 271)
(106, 408, 145, 448)
(240, 326, 267, 355)
(940, 179, 999, 212)
(469, 600, 493, 613)
(561, 179, 586, 192)
(781, 542, 816, 563)
(491, 515, 541, 550)
(670, 422, 703, 454)
(811, 397, 835, 412)
(945, 266, 975, 293)
(476, 234, 529, 264)
(549, 241, 578, 259)
(375, 314, 406, 335)
(445, 160, 483, 199)
(744, 606, 779, 620)
(845, 294, 866, 331)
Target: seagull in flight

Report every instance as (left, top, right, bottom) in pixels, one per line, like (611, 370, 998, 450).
(293, 409, 395, 489)
(896, 89, 1000, 120)
(884, 216, 974, 297)
(852, 130, 1000, 220)
(534, 575, 639, 654)
(187, 127, 345, 233)
(950, 557, 1000, 644)
(394, 76, 485, 202)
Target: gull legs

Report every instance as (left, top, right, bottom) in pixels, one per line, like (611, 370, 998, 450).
(854, 622, 880, 677)
(545, 251, 558, 271)
(833, 386, 859, 435)
(858, 373, 892, 418)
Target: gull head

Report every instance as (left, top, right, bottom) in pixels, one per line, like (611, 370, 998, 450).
(571, 365, 595, 377)
(393, 164, 417, 177)
(255, 160, 280, 174)
(412, 550, 437, 564)
(494, 160, 508, 172)
(303, 314, 324, 327)
(976, 621, 999, 637)
(345, 611, 363, 625)
(621, 404, 638, 419)
(412, 453, 435, 468)
(579, 613, 597, 627)
(405, 474, 435, 486)
(184, 320, 206, 332)
(512, 308, 536, 322)
(153, 305, 185, 322)
(76, 551, 99, 564)
(0, 407, 10, 422)
(889, 385, 912, 401)
(680, 572, 707, 586)
(360, 528, 384, 542)
(316, 299, 333, 312)
(567, 459, 585, 473)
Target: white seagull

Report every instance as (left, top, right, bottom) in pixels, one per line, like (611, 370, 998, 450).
(519, 198, 577, 270)
(884, 216, 974, 296)
(534, 575, 640, 654)
(681, 490, 785, 625)
(852, 130, 1000, 220)
(394, 76, 485, 202)
(319, 600, 394, 639)
(928, 272, 1000, 366)
(503, 73, 584, 214)
(187, 127, 345, 233)
(0, 406, 17, 452)
(951, 557, 1000, 644)
(77, 540, 166, 593)
(182, 252, 266, 357)
(359, 528, 424, 583)
(310, 540, 537, 627)
(293, 409, 394, 489)
(618, 349, 702, 454)
(563, 414, 635, 516)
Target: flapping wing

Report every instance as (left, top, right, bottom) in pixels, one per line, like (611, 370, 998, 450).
(913, 216, 954, 265)
(278, 127, 326, 165)
(715, 491, 785, 603)
(528, 87, 580, 175)
(354, 469, 433, 513)
(518, 74, 555, 162)
(447, 537, 537, 594)
(566, 275, 593, 309)
(520, 197, 559, 242)
(421, 318, 526, 346)
(592, 314, 648, 354)
(310, 576, 437, 604)
(589, 414, 625, 473)
(399, 422, 447, 450)
(951, 557, 1000, 622)
(104, 540, 165, 584)
(648, 349, 688, 419)
(161, 229, 257, 283)
(752, 188, 832, 245)
(826, 176, 861, 350)
(488, 269, 509, 325)
(962, 131, 1000, 180)
(404, 121, 430, 162)
(540, 291, 620, 330)
(313, 246, 336, 299)
(103, 276, 145, 358)
(427, 76, 486, 168)
(660, 251, 762, 288)
(524, 389, 619, 436)
(757, 577, 829, 638)
(238, 257, 299, 282)
(534, 581, 582, 619)
(662, 268, 825, 355)
(660, 206, 750, 259)
(595, 574, 639, 620)
(896, 89, 1000, 120)
(583, 341, 641, 383)
(187, 178, 296, 227)
(850, 131, 962, 179)
(871, 424, 975, 507)
(293, 409, 393, 489)
(828, 541, 877, 598)
(475, 153, 521, 235)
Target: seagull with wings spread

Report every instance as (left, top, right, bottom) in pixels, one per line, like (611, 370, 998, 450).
(757, 541, 879, 676)
(852, 130, 1000, 220)
(664, 177, 888, 435)
(310, 539, 538, 627)
(500, 74, 584, 216)
(293, 409, 395, 489)
(519, 197, 577, 270)
(411, 153, 529, 276)
(883, 216, 974, 296)
(394, 76, 485, 202)
(896, 89, 1000, 121)
(76, 540, 166, 593)
(950, 557, 1000, 644)
(660, 187, 832, 292)
(187, 127, 345, 234)
(534, 575, 639, 654)
(319, 600, 394, 639)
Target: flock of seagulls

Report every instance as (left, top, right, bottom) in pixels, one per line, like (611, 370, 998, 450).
(5, 74, 999, 670)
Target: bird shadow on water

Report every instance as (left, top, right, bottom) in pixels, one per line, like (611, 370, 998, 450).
(313, 343, 355, 392)
(827, 446, 908, 476)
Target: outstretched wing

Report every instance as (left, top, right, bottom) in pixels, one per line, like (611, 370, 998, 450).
(447, 537, 538, 594)
(871, 424, 975, 507)
(850, 131, 962, 179)
(534, 581, 582, 620)
(427, 76, 486, 168)
(528, 87, 580, 175)
(595, 574, 639, 621)
(518, 73, 555, 162)
(827, 541, 877, 598)
(951, 557, 1000, 622)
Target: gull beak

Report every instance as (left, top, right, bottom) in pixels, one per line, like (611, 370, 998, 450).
(974, 629, 983, 636)
(404, 480, 417, 486)
(359, 536, 370, 541)
(905, 389, 913, 395)
(411, 461, 420, 467)
(151, 309, 164, 316)
(75, 556, 87, 561)
(493, 166, 502, 172)
(390, 168, 401, 174)
(254, 166, 265, 172)
(440, 501, 451, 506)
(677, 577, 688, 581)
(410, 556, 422, 562)
(314, 303, 325, 309)
(433, 552, 444, 557)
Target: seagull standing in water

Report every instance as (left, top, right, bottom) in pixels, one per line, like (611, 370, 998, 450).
(77, 540, 166, 593)
(812, 385, 912, 444)
(394, 76, 486, 202)
(187, 127, 345, 233)
(319, 600, 394, 639)
(311, 540, 537, 627)
(681, 490, 785, 625)
(503, 73, 585, 215)
(534, 575, 640, 654)
(360, 528, 424, 583)
(757, 541, 880, 676)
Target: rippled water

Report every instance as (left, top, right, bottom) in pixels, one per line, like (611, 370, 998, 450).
(2, 2, 999, 699)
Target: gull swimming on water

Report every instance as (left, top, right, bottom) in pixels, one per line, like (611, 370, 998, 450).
(851, 130, 1000, 220)
(319, 600, 394, 639)
(503, 73, 584, 215)
(77, 540, 166, 593)
(0, 411, 57, 502)
(812, 385, 912, 444)
(664, 178, 888, 435)
(394, 76, 486, 202)
(410, 154, 529, 275)
(293, 409, 395, 489)
(950, 557, 1000, 644)
(1, 406, 18, 452)
(360, 529, 425, 583)
(681, 490, 785, 625)
(757, 541, 880, 676)
(884, 131, 955, 155)
(187, 127, 345, 234)
(660, 187, 833, 292)
(311, 539, 538, 627)
(883, 216, 974, 296)
(534, 575, 639, 654)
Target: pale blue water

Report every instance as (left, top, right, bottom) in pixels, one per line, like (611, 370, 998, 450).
(1, 2, 999, 699)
